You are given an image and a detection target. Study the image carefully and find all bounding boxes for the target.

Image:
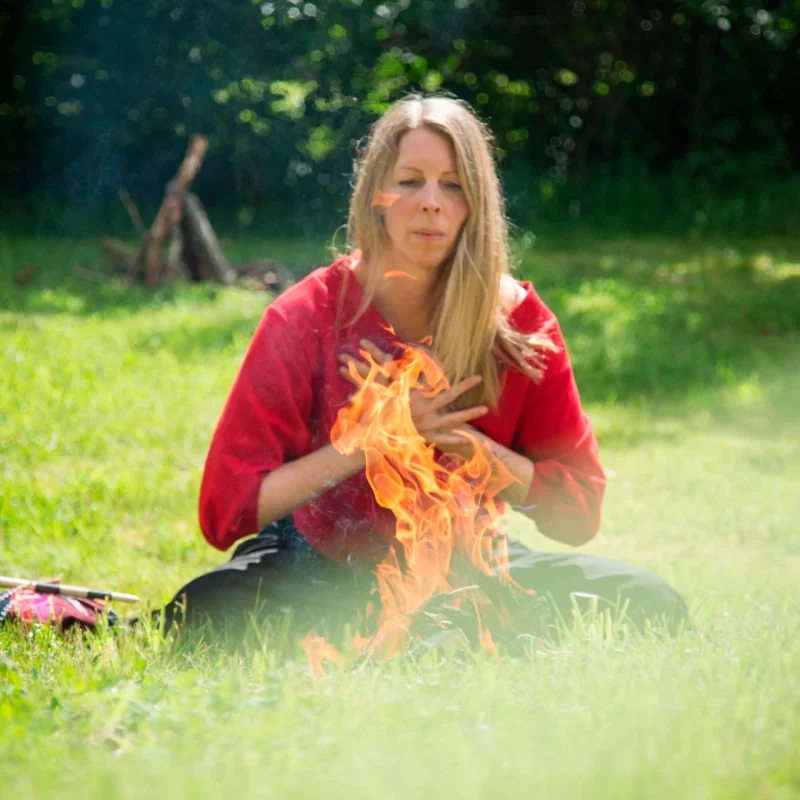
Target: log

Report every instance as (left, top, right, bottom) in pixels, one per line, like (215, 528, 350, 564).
(137, 134, 209, 287)
(163, 227, 192, 283)
(99, 237, 138, 271)
(181, 192, 236, 285)
(73, 265, 114, 284)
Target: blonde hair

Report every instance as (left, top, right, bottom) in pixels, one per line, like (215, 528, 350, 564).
(341, 93, 556, 409)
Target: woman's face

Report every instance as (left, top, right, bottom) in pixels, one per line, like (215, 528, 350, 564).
(376, 127, 470, 275)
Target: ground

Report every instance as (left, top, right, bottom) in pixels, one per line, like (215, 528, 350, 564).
(1, 230, 799, 799)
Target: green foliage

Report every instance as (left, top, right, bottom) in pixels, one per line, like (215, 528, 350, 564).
(507, 154, 800, 236)
(1, 0, 798, 229)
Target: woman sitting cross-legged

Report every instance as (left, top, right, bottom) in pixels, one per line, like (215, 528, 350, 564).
(160, 94, 689, 643)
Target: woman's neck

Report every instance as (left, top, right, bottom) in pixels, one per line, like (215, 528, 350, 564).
(353, 253, 438, 343)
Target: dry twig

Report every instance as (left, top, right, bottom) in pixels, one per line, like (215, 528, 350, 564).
(118, 187, 147, 236)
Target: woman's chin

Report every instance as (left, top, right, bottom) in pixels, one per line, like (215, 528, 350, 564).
(412, 246, 456, 268)
(386, 243, 456, 274)
(412, 258, 452, 275)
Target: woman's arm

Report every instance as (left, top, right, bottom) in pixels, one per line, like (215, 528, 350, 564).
(256, 445, 366, 530)
(200, 291, 323, 551)
(440, 315, 605, 545)
(506, 324, 606, 546)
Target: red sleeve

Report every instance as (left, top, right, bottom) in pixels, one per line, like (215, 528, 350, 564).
(198, 298, 316, 551)
(512, 318, 607, 547)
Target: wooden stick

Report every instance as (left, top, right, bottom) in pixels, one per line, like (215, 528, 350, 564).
(0, 576, 139, 604)
(118, 187, 147, 236)
(142, 134, 209, 287)
(99, 237, 138, 271)
(182, 191, 236, 285)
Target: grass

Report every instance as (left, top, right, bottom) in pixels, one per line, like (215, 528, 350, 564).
(1, 229, 799, 799)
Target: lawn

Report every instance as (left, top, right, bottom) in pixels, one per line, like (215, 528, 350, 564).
(1, 230, 799, 799)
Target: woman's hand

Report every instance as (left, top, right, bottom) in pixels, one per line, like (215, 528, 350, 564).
(338, 339, 488, 448)
(338, 339, 534, 507)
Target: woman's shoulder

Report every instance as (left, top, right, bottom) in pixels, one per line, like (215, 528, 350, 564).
(499, 274, 527, 314)
(264, 256, 351, 322)
(501, 274, 558, 334)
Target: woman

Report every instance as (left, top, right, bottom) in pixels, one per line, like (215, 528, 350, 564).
(162, 94, 689, 639)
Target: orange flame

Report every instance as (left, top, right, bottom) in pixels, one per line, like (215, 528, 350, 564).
(383, 270, 420, 281)
(302, 633, 343, 678)
(303, 344, 523, 673)
(372, 189, 401, 208)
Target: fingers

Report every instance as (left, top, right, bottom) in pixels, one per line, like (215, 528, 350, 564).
(338, 352, 391, 387)
(339, 339, 396, 387)
(429, 428, 479, 449)
(429, 405, 489, 431)
(427, 374, 483, 412)
(358, 339, 393, 366)
(432, 433, 470, 447)
(338, 358, 360, 386)
(339, 343, 486, 429)
(339, 356, 371, 385)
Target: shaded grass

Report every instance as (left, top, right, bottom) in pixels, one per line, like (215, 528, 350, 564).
(1, 230, 799, 798)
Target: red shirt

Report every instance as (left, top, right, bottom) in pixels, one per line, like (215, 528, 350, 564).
(199, 257, 606, 561)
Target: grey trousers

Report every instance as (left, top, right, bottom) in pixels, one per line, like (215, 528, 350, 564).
(161, 517, 690, 638)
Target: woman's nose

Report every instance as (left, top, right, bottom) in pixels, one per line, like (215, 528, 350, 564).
(420, 182, 441, 213)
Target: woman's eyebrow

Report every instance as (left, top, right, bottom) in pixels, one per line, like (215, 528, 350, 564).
(396, 165, 459, 176)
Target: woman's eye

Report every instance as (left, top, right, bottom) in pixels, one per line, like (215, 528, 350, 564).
(397, 179, 462, 191)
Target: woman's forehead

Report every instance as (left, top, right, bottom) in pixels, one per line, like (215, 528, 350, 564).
(394, 128, 458, 171)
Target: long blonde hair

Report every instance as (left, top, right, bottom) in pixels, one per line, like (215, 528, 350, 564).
(342, 93, 555, 409)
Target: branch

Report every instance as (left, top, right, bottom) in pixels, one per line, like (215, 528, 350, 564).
(141, 134, 209, 287)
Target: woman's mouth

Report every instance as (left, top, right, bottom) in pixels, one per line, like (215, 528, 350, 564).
(413, 230, 445, 241)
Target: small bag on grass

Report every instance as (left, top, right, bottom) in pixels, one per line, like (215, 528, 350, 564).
(0, 583, 117, 632)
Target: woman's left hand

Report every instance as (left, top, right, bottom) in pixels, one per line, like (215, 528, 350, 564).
(338, 339, 488, 448)
(339, 340, 533, 505)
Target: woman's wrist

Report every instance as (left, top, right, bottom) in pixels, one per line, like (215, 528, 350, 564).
(257, 442, 367, 530)
(330, 442, 368, 475)
(437, 426, 534, 508)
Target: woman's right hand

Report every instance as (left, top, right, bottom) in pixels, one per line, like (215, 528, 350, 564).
(338, 339, 488, 448)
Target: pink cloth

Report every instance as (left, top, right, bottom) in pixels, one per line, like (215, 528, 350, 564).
(0, 586, 108, 630)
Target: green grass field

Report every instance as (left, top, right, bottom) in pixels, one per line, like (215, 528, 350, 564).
(1, 231, 799, 798)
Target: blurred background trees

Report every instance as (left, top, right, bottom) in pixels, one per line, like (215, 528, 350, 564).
(2, 0, 798, 235)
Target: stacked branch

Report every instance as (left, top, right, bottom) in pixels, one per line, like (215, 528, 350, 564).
(91, 134, 293, 294)
(138, 134, 236, 287)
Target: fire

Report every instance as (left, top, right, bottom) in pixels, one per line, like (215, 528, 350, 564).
(301, 633, 343, 678)
(383, 270, 420, 281)
(372, 189, 401, 209)
(302, 343, 525, 671)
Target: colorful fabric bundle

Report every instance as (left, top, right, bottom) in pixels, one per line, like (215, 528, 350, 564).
(0, 584, 117, 632)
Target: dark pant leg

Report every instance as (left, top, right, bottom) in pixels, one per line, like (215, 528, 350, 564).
(158, 518, 372, 635)
(158, 520, 689, 640)
(502, 539, 690, 633)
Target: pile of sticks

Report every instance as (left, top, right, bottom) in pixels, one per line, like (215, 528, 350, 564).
(97, 135, 290, 291)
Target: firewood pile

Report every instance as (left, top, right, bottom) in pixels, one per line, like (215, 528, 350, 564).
(89, 134, 293, 293)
